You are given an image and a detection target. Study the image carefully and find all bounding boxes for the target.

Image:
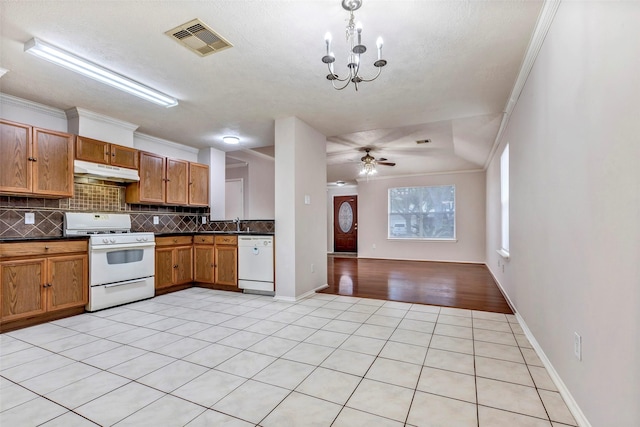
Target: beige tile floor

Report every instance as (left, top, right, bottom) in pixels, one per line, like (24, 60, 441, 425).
(0, 288, 578, 426)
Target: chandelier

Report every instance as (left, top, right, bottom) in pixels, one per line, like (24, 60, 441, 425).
(360, 151, 378, 176)
(322, 0, 387, 91)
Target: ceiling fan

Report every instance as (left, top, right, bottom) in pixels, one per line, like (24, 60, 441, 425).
(360, 148, 395, 175)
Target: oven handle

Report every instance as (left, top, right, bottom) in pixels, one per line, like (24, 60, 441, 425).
(102, 278, 150, 288)
(90, 242, 156, 251)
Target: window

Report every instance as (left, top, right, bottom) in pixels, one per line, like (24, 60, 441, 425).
(388, 185, 455, 240)
(500, 144, 510, 254)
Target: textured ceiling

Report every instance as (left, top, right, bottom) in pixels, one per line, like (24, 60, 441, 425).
(0, 1, 543, 182)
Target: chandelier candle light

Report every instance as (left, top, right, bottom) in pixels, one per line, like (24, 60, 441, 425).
(322, 0, 387, 91)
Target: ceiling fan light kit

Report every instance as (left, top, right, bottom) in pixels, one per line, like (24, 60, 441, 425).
(322, 0, 387, 91)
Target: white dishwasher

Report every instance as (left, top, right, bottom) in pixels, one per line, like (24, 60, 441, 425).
(238, 235, 274, 294)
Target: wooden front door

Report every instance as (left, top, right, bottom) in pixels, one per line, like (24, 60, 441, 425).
(334, 195, 358, 252)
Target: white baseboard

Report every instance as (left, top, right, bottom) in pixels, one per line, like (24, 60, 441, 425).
(515, 312, 592, 427)
(273, 284, 328, 302)
(485, 263, 591, 427)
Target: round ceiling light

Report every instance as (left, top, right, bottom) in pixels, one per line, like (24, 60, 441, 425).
(223, 136, 240, 145)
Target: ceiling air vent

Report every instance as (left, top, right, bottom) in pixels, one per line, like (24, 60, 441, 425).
(165, 19, 232, 57)
(416, 139, 432, 144)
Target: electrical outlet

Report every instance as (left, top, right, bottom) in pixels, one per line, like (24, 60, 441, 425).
(201, 216, 207, 224)
(372, 243, 376, 249)
(153, 216, 159, 225)
(24, 212, 35, 225)
(574, 332, 582, 361)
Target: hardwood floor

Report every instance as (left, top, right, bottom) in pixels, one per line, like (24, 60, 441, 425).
(322, 256, 513, 314)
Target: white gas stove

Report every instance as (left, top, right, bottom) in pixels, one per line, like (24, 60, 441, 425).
(64, 213, 155, 311)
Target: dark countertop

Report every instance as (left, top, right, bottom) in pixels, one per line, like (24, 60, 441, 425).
(155, 231, 274, 237)
(0, 236, 90, 243)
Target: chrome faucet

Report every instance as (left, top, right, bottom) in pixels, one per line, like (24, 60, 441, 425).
(234, 217, 241, 232)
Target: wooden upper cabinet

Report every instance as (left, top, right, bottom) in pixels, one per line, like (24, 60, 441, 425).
(125, 152, 210, 207)
(126, 151, 166, 204)
(75, 136, 109, 164)
(189, 163, 209, 207)
(166, 158, 189, 205)
(76, 136, 138, 169)
(32, 127, 74, 198)
(0, 120, 32, 195)
(110, 145, 138, 169)
(0, 121, 74, 198)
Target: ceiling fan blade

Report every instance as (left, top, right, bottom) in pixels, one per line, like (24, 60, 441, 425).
(378, 161, 396, 166)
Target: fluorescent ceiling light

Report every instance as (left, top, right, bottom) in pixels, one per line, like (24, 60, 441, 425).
(24, 38, 178, 108)
(223, 136, 240, 145)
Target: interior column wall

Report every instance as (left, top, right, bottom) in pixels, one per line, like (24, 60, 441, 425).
(275, 117, 328, 300)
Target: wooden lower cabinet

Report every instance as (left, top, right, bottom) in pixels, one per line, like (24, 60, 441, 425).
(215, 245, 237, 287)
(0, 241, 88, 328)
(193, 234, 238, 289)
(155, 236, 193, 291)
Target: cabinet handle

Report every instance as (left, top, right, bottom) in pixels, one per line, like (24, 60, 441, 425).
(28, 157, 37, 162)
(189, 182, 193, 185)
(44, 246, 50, 250)
(173, 264, 178, 269)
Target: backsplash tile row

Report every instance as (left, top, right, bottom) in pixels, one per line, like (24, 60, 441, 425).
(1, 190, 274, 239)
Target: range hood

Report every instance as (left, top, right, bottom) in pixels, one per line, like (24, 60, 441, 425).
(74, 160, 140, 182)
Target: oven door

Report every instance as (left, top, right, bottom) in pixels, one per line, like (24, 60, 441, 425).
(89, 242, 155, 286)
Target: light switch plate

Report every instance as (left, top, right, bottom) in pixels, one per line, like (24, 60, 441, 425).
(153, 216, 159, 225)
(201, 216, 207, 224)
(25, 212, 35, 225)
(304, 195, 311, 205)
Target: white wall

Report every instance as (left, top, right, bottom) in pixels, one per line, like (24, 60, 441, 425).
(67, 107, 138, 147)
(326, 185, 358, 252)
(275, 117, 327, 300)
(135, 133, 199, 163)
(485, 2, 640, 426)
(0, 93, 67, 132)
(226, 150, 275, 219)
(357, 171, 486, 263)
(198, 147, 226, 219)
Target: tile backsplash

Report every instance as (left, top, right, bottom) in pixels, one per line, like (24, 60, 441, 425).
(0, 179, 274, 239)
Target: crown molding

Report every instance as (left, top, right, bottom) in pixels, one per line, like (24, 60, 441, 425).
(134, 132, 200, 154)
(65, 107, 139, 131)
(0, 93, 67, 120)
(484, 0, 561, 170)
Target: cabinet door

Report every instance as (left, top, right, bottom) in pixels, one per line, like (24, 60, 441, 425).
(32, 127, 74, 197)
(194, 246, 215, 284)
(1, 259, 46, 322)
(174, 246, 193, 285)
(215, 246, 237, 287)
(110, 145, 139, 169)
(48, 255, 88, 311)
(188, 163, 209, 207)
(166, 158, 189, 205)
(75, 136, 109, 164)
(155, 248, 174, 289)
(139, 152, 166, 203)
(0, 120, 32, 194)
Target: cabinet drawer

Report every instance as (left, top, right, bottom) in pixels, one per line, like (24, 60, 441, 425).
(0, 240, 87, 259)
(155, 235, 193, 247)
(194, 235, 215, 245)
(215, 235, 237, 246)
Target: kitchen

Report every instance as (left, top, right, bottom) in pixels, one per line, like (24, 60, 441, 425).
(0, 102, 278, 327)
